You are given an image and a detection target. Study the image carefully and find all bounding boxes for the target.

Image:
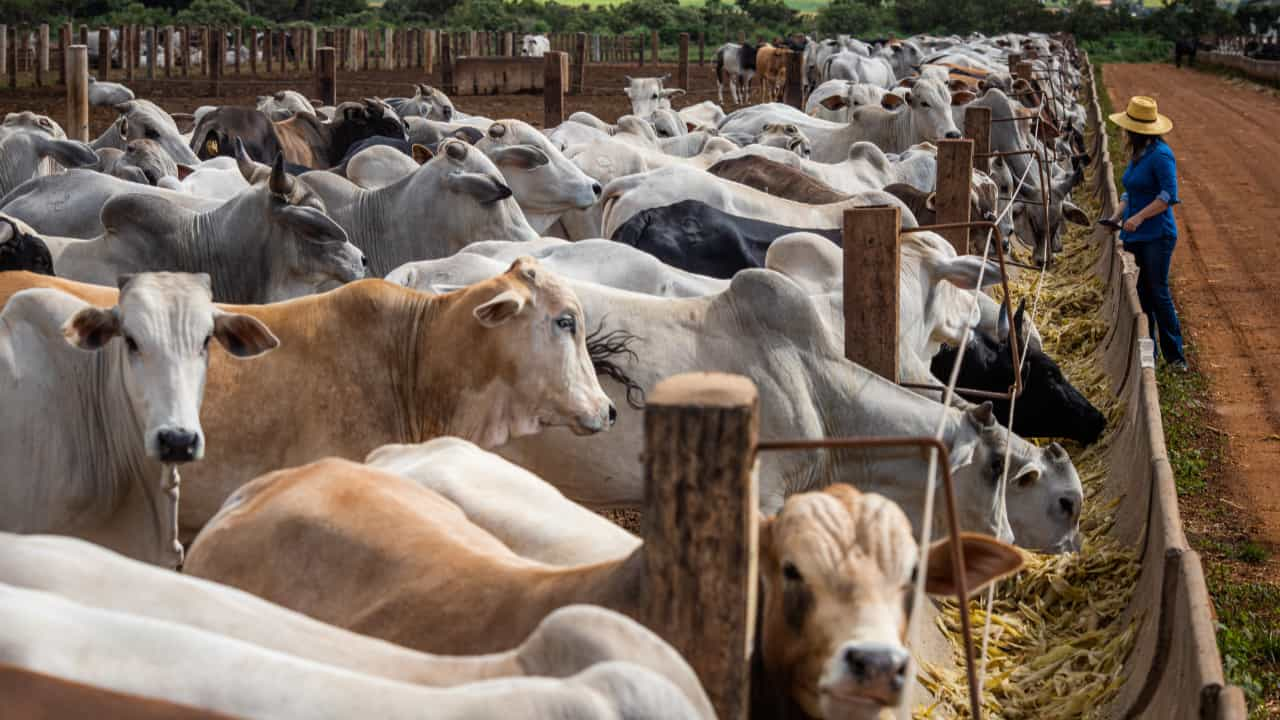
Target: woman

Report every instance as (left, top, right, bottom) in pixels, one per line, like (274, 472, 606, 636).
(1107, 96, 1187, 370)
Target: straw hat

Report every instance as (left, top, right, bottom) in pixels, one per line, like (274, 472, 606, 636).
(1109, 96, 1173, 135)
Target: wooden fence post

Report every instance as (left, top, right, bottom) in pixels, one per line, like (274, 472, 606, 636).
(784, 49, 803, 108)
(201, 27, 210, 76)
(622, 36, 630, 64)
(209, 28, 222, 95)
(181, 26, 189, 78)
(698, 31, 704, 65)
(935, 139, 975, 256)
(383, 27, 393, 70)
(572, 32, 587, 94)
(309, 26, 317, 70)
(0, 25, 7, 79)
(147, 26, 156, 79)
(737, 30, 746, 44)
(98, 27, 111, 80)
(843, 207, 901, 381)
(964, 106, 992, 175)
(35, 24, 48, 87)
(544, 50, 567, 128)
(316, 46, 336, 106)
(440, 32, 453, 93)
(1007, 51, 1021, 70)
(640, 372, 758, 720)
(231, 27, 241, 75)
(248, 26, 258, 76)
(650, 30, 659, 65)
(638, 34, 644, 66)
(265, 27, 274, 73)
(66, 44, 89, 141)
(121, 24, 132, 81)
(425, 30, 434, 73)
(79, 25, 88, 47)
(60, 24, 71, 85)
(7, 27, 15, 89)
(678, 33, 689, 90)
(164, 26, 173, 78)
(1015, 60, 1035, 83)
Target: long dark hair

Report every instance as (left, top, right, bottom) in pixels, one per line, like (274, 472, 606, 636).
(586, 319, 646, 410)
(1126, 130, 1161, 165)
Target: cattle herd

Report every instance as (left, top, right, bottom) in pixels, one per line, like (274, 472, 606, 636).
(0, 29, 1106, 720)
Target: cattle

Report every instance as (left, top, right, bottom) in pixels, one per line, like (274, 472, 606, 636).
(599, 164, 912, 240)
(623, 75, 685, 119)
(91, 100, 199, 166)
(475, 120, 601, 234)
(184, 455, 1022, 719)
(932, 300, 1106, 445)
(405, 117, 486, 148)
(368, 438, 641, 566)
(38, 155, 364, 302)
(387, 84, 456, 121)
(0, 272, 279, 566)
(754, 44, 791, 101)
(298, 139, 537, 276)
(878, 39, 925, 80)
(0, 533, 713, 718)
(337, 142, 430, 189)
(94, 139, 177, 186)
(0, 169, 218, 239)
(648, 108, 687, 138)
(0, 582, 703, 720)
(0, 128, 98, 197)
(707, 155, 850, 204)
(0, 213, 53, 275)
(880, 182, 1004, 253)
(756, 122, 811, 158)
(389, 262, 1084, 552)
(275, 99, 408, 169)
(521, 34, 551, 57)
(805, 80, 888, 122)
(802, 38, 845, 96)
(86, 77, 135, 107)
(719, 77, 963, 159)
(824, 51, 896, 89)
(256, 90, 315, 121)
(713, 43, 758, 105)
(676, 100, 726, 130)
(0, 257, 616, 539)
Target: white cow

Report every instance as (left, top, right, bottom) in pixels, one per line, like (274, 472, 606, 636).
(0, 583, 704, 720)
(521, 34, 551, 57)
(805, 80, 889, 122)
(256, 90, 315, 120)
(0, 273, 278, 566)
(718, 76, 963, 159)
(623, 75, 685, 118)
(824, 51, 896, 89)
(476, 120, 601, 234)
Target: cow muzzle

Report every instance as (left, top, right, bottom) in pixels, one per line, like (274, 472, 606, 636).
(820, 642, 911, 710)
(570, 402, 617, 436)
(153, 426, 204, 463)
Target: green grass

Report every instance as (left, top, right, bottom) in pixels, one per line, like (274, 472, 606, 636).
(1157, 364, 1218, 495)
(1082, 32, 1170, 64)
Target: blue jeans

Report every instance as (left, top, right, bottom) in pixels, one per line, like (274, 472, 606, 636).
(1124, 235, 1186, 364)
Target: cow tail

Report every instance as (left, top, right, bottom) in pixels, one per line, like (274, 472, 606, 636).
(714, 47, 725, 84)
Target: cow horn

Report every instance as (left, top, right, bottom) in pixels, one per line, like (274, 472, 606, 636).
(233, 139, 257, 184)
(444, 140, 468, 161)
(488, 122, 506, 138)
(113, 101, 136, 115)
(268, 153, 294, 197)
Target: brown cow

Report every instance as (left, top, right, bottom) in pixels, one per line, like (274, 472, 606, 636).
(0, 260, 616, 540)
(273, 98, 407, 169)
(754, 44, 791, 102)
(708, 155, 850, 204)
(185, 458, 1022, 717)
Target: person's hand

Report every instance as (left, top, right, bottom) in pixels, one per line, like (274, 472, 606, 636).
(1123, 216, 1143, 233)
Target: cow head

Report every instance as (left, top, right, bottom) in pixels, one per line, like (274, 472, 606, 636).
(624, 75, 685, 119)
(113, 100, 199, 165)
(328, 98, 409, 165)
(898, 78, 963, 143)
(62, 272, 278, 463)
(759, 484, 1023, 718)
(411, 83, 455, 122)
(478, 120, 600, 225)
(0, 213, 54, 275)
(121, 139, 178, 186)
(256, 90, 315, 121)
(758, 123, 812, 159)
(999, 300, 1106, 445)
(2, 111, 65, 139)
(0, 129, 97, 196)
(419, 139, 537, 248)
(444, 257, 616, 446)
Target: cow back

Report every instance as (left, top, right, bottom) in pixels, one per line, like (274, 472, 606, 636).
(708, 156, 849, 205)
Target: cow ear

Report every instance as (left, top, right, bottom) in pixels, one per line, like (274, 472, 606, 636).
(948, 78, 968, 93)
(880, 93, 905, 110)
(177, 164, 195, 180)
(965, 401, 996, 429)
(32, 137, 98, 169)
(411, 144, 433, 164)
(951, 90, 976, 106)
(757, 514, 777, 568)
(472, 289, 526, 328)
(997, 302, 1010, 341)
(925, 192, 936, 212)
(447, 172, 513, 203)
(212, 309, 279, 358)
(925, 532, 1023, 598)
(819, 95, 848, 111)
(1061, 201, 1090, 226)
(116, 116, 129, 141)
(63, 306, 121, 351)
(897, 77, 917, 89)
(1014, 298, 1027, 338)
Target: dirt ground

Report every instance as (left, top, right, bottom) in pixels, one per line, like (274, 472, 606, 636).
(0, 60, 729, 138)
(1105, 63, 1280, 547)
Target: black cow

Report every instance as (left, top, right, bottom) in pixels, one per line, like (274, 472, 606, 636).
(610, 199, 840, 279)
(930, 300, 1106, 446)
(273, 99, 408, 170)
(330, 126, 485, 178)
(0, 215, 54, 276)
(189, 107, 283, 164)
(1174, 38, 1199, 68)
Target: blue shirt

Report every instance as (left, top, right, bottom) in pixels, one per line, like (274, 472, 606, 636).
(1120, 139, 1179, 242)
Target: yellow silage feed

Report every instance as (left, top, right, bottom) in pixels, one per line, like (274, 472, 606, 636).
(914, 187, 1140, 719)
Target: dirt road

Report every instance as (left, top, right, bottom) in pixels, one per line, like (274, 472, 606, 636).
(1105, 63, 1280, 544)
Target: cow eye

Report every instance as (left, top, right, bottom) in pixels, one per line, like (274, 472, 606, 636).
(921, 101, 930, 108)
(202, 334, 212, 352)
(556, 315, 576, 335)
(783, 561, 803, 583)
(124, 336, 139, 354)
(146, 127, 159, 139)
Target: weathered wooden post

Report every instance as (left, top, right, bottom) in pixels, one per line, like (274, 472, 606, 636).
(544, 50, 567, 129)
(35, 24, 48, 87)
(698, 31, 704, 65)
(639, 372, 758, 720)
(164, 26, 173, 78)
(6, 27, 15, 89)
(440, 32, 453, 93)
(148, 26, 157, 79)
(678, 33, 689, 90)
(309, 26, 317, 70)
(424, 30, 434, 73)
(265, 27, 274, 73)
(19, 26, 31, 76)
(638, 34, 645, 66)
(1007, 51, 1021, 70)
(66, 44, 89, 141)
(572, 32, 587, 95)
(622, 35, 630, 64)
(122, 24, 133, 81)
(650, 30, 659, 65)
(843, 206, 901, 381)
(316, 46, 336, 107)
(964, 106, 992, 174)
(737, 30, 746, 43)
(0, 25, 7, 79)
(232, 27, 241, 75)
(181, 26, 190, 78)
(201, 27, 210, 76)
(59, 24, 71, 85)
(248, 26, 258, 75)
(209, 28, 222, 95)
(1015, 60, 1035, 83)
(935, 139, 975, 255)
(784, 49, 803, 109)
(79, 25, 88, 48)
(383, 27, 394, 70)
(98, 27, 111, 80)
